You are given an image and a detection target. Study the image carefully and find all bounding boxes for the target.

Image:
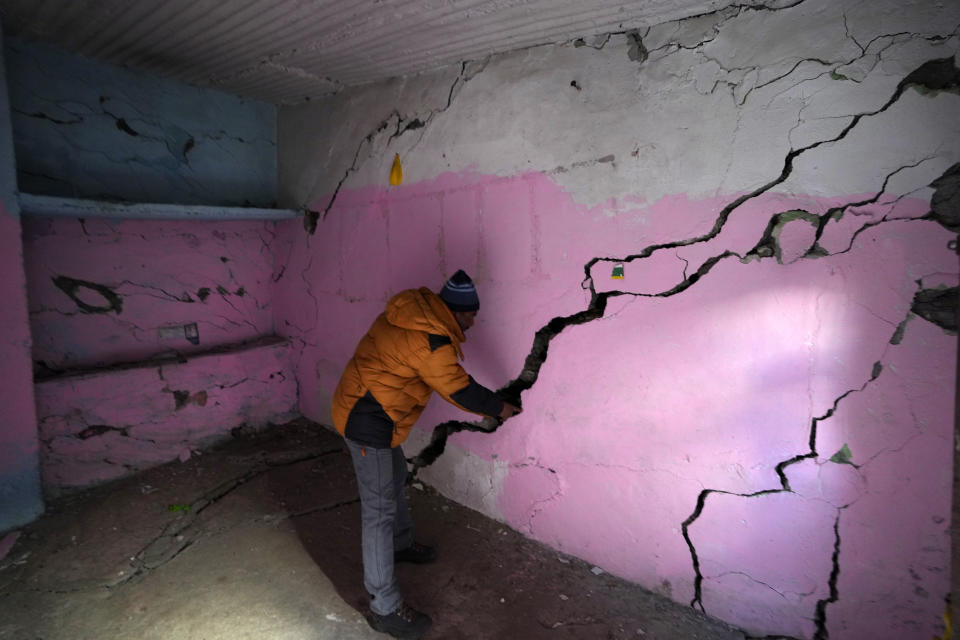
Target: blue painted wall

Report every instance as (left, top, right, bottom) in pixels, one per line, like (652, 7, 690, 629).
(6, 37, 277, 207)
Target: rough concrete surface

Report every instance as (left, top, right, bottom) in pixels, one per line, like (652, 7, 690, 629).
(0, 419, 746, 640)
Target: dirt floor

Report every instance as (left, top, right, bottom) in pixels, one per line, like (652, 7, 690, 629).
(0, 418, 748, 640)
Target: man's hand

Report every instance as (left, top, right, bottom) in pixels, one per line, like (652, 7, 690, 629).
(499, 402, 521, 420)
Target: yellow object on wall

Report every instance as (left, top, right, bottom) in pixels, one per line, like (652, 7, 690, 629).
(389, 153, 403, 186)
(933, 601, 952, 640)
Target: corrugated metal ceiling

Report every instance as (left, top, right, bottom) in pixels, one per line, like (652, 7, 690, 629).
(0, 0, 732, 104)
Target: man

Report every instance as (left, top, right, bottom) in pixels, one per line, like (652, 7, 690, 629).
(331, 269, 521, 639)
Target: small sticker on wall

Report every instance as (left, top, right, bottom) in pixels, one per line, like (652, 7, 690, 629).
(611, 263, 624, 279)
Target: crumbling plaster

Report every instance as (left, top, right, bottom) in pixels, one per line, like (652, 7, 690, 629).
(274, 0, 959, 637)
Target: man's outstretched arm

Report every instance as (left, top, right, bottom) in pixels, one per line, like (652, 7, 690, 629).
(417, 340, 521, 419)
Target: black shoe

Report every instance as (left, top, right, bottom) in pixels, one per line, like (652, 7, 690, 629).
(394, 541, 437, 564)
(366, 602, 432, 639)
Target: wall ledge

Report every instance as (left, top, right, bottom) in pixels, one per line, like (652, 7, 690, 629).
(35, 335, 290, 382)
(19, 193, 301, 220)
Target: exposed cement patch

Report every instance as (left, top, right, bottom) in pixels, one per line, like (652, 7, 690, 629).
(911, 286, 958, 333)
(627, 31, 649, 63)
(52, 275, 123, 314)
(930, 162, 960, 231)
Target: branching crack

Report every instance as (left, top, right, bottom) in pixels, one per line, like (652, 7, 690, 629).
(403, 56, 957, 637)
(303, 59, 487, 234)
(589, 58, 959, 293)
(109, 446, 343, 587)
(410, 58, 959, 475)
(302, 113, 396, 233)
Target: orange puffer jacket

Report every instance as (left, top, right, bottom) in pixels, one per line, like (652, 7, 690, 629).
(331, 287, 503, 448)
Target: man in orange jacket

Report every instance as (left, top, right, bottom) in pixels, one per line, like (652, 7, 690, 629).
(331, 269, 520, 639)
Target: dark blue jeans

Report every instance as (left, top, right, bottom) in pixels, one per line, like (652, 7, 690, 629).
(345, 438, 413, 615)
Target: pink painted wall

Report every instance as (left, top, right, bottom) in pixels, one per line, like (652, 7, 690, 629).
(35, 337, 297, 495)
(272, 169, 955, 639)
(23, 218, 278, 372)
(21, 217, 299, 493)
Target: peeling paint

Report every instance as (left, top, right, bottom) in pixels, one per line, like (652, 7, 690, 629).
(626, 31, 649, 63)
(910, 287, 957, 333)
(52, 276, 123, 315)
(929, 163, 960, 231)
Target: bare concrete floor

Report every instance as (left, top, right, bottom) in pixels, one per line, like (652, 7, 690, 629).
(0, 419, 747, 640)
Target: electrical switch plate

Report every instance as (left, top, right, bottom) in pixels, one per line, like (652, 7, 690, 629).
(157, 323, 200, 344)
(158, 325, 183, 341)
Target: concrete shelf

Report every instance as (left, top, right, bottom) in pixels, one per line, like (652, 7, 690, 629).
(19, 193, 301, 220)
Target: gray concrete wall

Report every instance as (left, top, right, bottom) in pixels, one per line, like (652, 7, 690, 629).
(6, 38, 277, 207)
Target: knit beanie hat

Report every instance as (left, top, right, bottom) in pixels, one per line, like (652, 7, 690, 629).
(439, 269, 480, 312)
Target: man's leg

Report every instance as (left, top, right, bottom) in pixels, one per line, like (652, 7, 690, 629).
(345, 439, 402, 616)
(391, 445, 437, 564)
(391, 445, 413, 552)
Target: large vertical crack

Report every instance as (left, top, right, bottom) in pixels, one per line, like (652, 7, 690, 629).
(682, 360, 881, 617)
(812, 512, 842, 640)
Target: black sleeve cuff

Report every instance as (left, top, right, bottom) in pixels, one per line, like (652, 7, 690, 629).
(450, 376, 504, 417)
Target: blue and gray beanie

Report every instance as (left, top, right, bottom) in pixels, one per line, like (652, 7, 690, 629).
(439, 269, 480, 312)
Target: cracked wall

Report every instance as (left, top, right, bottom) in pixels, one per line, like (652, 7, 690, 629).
(22, 217, 279, 373)
(275, 0, 959, 637)
(5, 38, 277, 207)
(34, 337, 298, 495)
(21, 214, 301, 493)
(1, 39, 298, 499)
